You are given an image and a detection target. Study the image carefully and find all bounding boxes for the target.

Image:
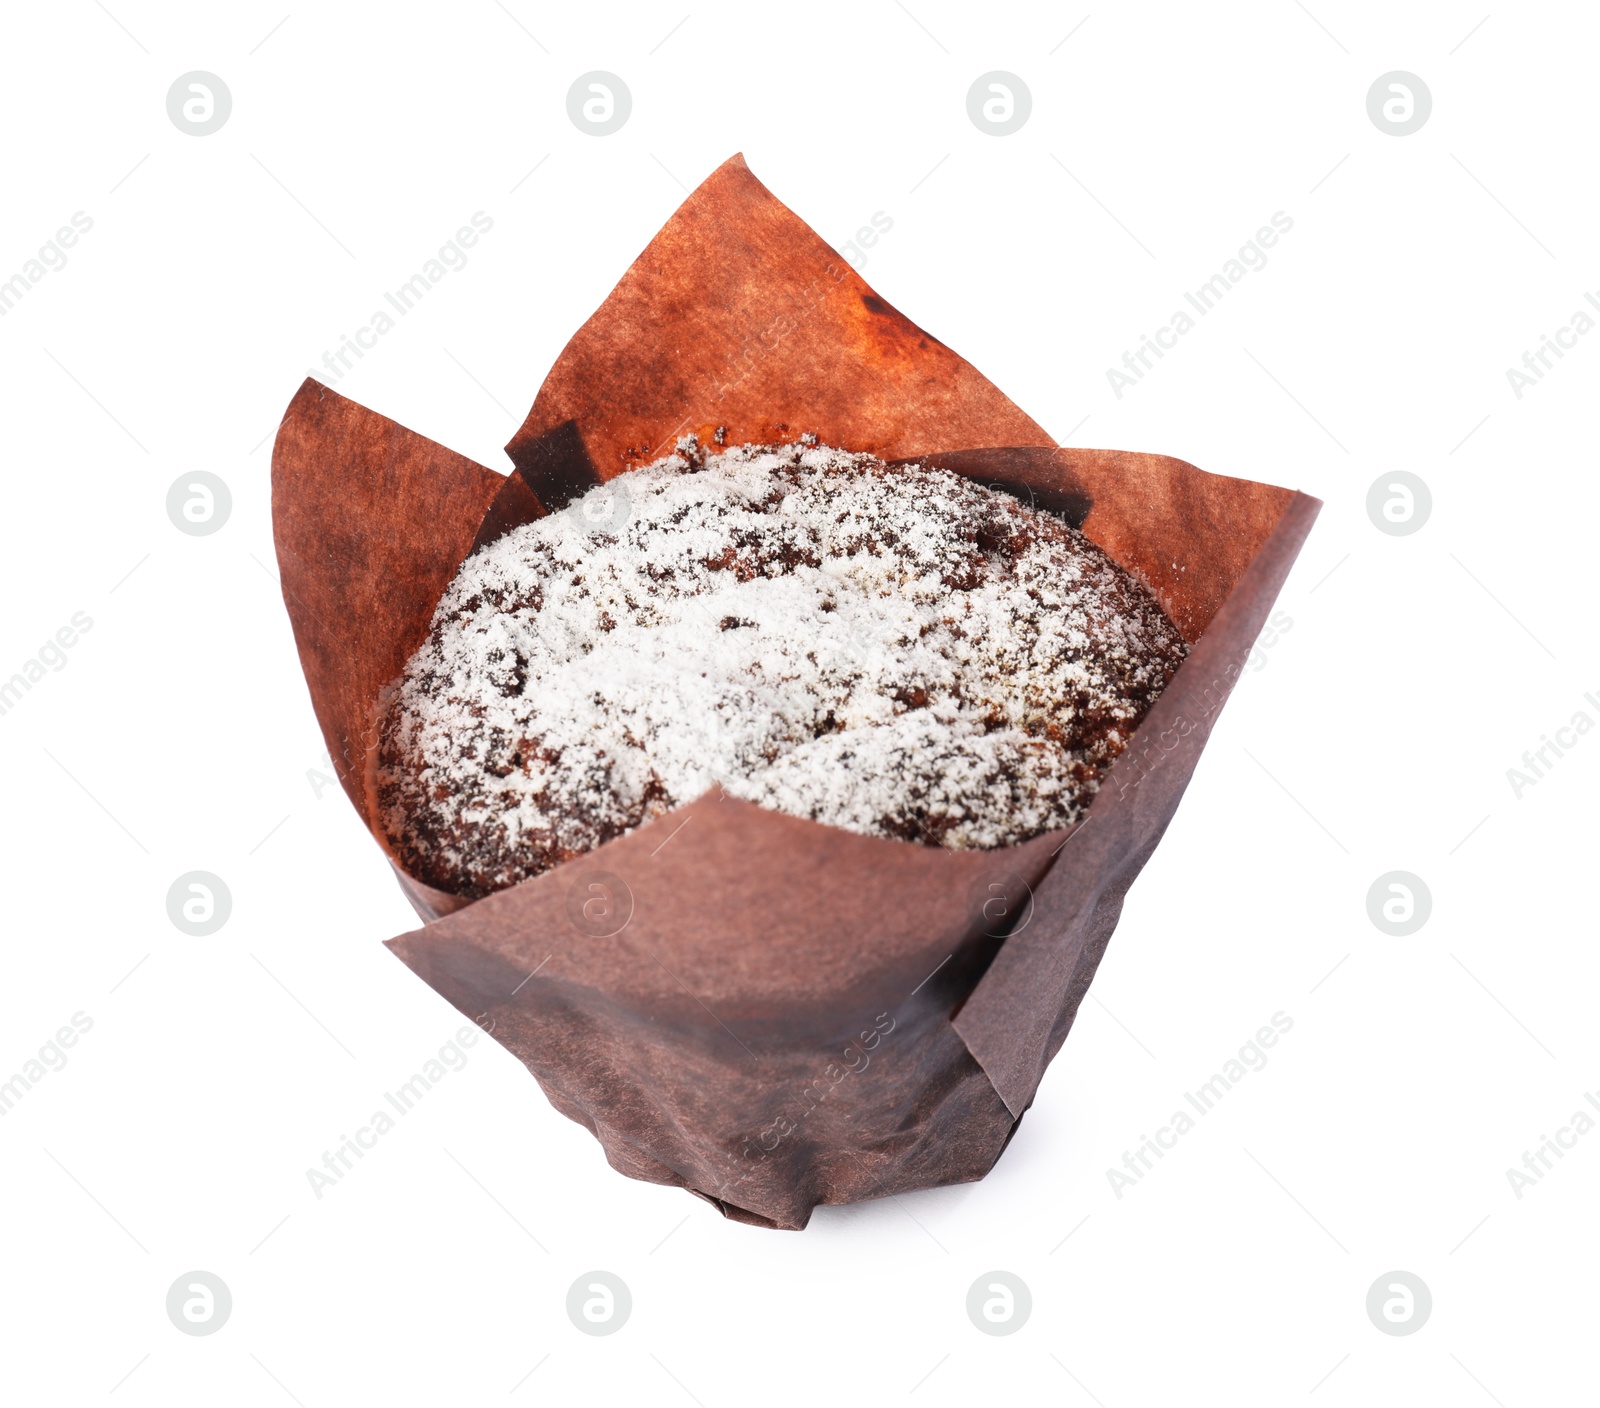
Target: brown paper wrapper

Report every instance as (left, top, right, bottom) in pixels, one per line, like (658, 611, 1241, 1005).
(272, 154, 1319, 1229)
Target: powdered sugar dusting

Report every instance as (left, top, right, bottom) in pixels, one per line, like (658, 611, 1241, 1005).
(377, 440, 1186, 897)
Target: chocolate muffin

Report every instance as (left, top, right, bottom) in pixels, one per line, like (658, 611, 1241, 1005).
(375, 439, 1187, 898)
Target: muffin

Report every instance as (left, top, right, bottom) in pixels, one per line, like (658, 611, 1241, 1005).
(375, 438, 1187, 898)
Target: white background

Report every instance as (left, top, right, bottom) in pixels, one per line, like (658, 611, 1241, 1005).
(1, 1, 1595, 1403)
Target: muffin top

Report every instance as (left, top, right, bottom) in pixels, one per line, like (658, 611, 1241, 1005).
(376, 438, 1187, 898)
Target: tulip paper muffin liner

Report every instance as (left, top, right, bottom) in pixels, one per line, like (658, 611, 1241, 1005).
(271, 154, 1319, 1229)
